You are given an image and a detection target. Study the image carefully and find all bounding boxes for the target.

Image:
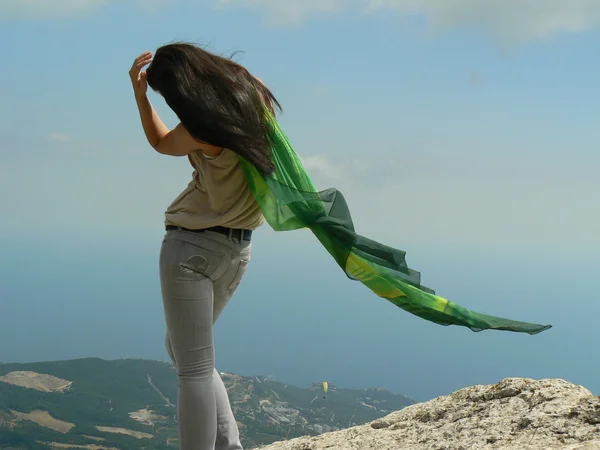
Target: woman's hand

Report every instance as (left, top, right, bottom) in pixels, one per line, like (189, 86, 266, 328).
(129, 52, 153, 99)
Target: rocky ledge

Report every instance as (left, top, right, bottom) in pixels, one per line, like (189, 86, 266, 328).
(259, 378, 600, 449)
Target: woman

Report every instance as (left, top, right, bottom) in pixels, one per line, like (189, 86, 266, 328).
(130, 39, 552, 450)
(129, 43, 280, 450)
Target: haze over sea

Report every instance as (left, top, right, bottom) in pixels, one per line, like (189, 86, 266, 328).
(1, 0, 599, 402)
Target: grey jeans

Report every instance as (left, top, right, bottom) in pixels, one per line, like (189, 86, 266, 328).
(160, 228, 251, 450)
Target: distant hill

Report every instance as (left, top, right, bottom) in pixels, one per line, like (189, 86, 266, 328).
(0, 358, 414, 449)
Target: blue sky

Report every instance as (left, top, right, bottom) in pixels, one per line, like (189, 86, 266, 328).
(1, 0, 599, 402)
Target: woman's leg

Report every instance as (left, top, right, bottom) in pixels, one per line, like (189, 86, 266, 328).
(160, 231, 250, 450)
(210, 246, 251, 450)
(213, 370, 242, 450)
(160, 238, 218, 450)
(165, 334, 242, 450)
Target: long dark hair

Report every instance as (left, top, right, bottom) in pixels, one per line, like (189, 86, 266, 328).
(146, 42, 282, 174)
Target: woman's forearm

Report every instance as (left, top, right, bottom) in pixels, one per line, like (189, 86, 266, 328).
(135, 94, 170, 149)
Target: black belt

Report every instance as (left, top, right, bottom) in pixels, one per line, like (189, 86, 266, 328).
(166, 225, 252, 242)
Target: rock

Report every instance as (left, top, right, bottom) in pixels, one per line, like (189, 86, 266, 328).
(257, 378, 600, 449)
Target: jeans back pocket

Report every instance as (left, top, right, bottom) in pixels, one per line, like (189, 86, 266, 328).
(168, 234, 229, 281)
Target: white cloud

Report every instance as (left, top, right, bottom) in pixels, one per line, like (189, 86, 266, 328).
(216, 0, 352, 25)
(291, 150, 600, 255)
(0, 0, 168, 19)
(217, 0, 600, 41)
(44, 133, 73, 143)
(7, 0, 599, 40)
(369, 0, 600, 42)
(300, 154, 390, 191)
(0, 0, 110, 19)
(300, 155, 344, 182)
(3, 140, 598, 255)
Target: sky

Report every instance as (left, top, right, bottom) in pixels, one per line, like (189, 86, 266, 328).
(1, 0, 599, 402)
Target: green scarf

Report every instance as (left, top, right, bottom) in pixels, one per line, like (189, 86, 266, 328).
(239, 114, 551, 335)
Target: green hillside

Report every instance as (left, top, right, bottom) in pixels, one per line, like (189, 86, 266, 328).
(0, 358, 414, 449)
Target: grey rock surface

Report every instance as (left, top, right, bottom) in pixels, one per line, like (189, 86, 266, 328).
(258, 378, 600, 449)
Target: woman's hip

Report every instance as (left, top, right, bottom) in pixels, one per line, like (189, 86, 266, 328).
(160, 228, 251, 283)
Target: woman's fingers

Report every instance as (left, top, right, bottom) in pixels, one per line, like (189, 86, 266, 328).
(137, 53, 153, 63)
(130, 52, 153, 72)
(138, 52, 152, 62)
(136, 51, 152, 61)
(135, 57, 152, 68)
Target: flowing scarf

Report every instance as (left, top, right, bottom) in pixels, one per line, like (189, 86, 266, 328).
(239, 113, 551, 335)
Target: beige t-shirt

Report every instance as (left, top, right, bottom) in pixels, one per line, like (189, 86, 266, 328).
(164, 149, 265, 230)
